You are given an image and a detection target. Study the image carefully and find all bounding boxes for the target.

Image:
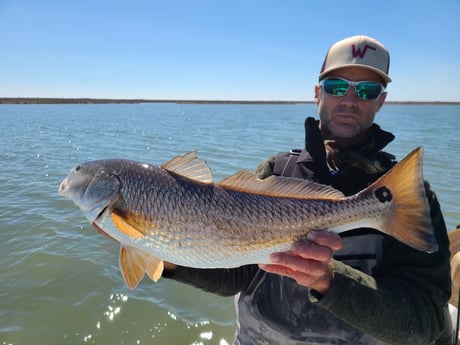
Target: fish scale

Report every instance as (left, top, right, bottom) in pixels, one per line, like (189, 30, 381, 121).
(107, 184, 379, 262)
(59, 148, 438, 289)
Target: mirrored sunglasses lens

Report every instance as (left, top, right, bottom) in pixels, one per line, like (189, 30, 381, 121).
(355, 82, 382, 100)
(323, 79, 349, 96)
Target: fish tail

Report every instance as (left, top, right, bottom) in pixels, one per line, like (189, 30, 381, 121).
(365, 147, 438, 253)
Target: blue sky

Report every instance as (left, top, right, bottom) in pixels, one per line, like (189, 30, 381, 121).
(1, 0, 459, 102)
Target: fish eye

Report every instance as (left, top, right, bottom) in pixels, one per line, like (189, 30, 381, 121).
(75, 165, 81, 172)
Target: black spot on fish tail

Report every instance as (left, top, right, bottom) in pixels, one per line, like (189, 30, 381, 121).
(375, 186, 392, 203)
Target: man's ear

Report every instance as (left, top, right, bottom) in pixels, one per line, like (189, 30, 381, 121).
(314, 84, 320, 105)
(376, 92, 387, 112)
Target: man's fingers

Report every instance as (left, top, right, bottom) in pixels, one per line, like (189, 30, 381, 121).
(259, 261, 333, 293)
(258, 230, 341, 293)
(306, 230, 342, 250)
(269, 253, 326, 275)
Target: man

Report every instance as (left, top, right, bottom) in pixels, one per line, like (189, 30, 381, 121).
(163, 35, 452, 344)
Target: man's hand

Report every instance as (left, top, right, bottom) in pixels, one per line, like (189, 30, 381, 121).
(259, 230, 342, 295)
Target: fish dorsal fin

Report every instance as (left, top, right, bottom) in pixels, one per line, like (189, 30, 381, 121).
(218, 171, 344, 200)
(119, 245, 164, 290)
(161, 151, 213, 183)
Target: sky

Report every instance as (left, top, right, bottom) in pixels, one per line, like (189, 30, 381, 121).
(1, 0, 459, 102)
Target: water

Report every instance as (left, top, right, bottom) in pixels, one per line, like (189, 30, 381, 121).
(1, 103, 459, 345)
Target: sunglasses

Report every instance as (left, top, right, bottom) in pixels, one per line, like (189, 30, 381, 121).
(319, 78, 385, 100)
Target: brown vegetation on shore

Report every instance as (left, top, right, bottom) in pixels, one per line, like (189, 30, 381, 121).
(0, 98, 459, 105)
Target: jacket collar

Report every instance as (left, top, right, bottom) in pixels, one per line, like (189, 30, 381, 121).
(296, 117, 395, 176)
(301, 117, 395, 160)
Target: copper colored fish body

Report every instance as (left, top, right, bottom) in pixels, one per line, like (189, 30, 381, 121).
(59, 148, 438, 289)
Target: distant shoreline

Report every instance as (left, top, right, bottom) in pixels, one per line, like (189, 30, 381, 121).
(1, 97, 459, 105)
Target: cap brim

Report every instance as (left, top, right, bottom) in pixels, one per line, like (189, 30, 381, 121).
(319, 64, 392, 84)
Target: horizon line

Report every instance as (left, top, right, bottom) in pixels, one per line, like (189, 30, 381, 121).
(1, 97, 459, 105)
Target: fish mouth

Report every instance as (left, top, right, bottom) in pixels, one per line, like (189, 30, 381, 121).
(58, 177, 69, 196)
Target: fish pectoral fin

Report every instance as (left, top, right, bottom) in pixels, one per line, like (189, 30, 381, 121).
(111, 212, 145, 239)
(119, 245, 164, 290)
(218, 171, 344, 200)
(161, 151, 213, 183)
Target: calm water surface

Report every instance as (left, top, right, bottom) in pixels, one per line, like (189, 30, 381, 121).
(1, 103, 459, 345)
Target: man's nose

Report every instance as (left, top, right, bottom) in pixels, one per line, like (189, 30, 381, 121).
(339, 87, 359, 105)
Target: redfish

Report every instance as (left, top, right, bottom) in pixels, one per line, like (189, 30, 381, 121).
(58, 147, 437, 290)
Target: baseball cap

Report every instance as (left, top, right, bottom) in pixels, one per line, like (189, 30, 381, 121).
(319, 35, 391, 84)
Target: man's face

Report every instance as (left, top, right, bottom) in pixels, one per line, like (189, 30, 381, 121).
(314, 66, 387, 146)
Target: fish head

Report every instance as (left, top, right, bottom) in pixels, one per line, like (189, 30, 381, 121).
(59, 160, 121, 223)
